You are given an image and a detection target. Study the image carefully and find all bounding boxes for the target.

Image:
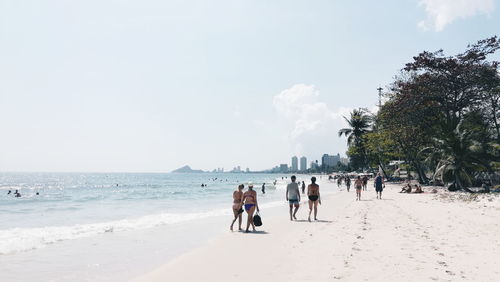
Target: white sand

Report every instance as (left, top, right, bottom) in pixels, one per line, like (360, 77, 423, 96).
(133, 180, 500, 282)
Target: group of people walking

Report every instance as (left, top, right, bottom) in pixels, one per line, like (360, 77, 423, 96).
(230, 173, 386, 232)
(230, 175, 322, 232)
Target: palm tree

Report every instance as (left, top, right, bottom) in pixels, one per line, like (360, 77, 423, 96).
(430, 119, 496, 192)
(338, 108, 373, 170)
(338, 108, 373, 146)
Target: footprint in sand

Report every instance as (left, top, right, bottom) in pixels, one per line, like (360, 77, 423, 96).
(445, 270, 455, 276)
(437, 261, 448, 267)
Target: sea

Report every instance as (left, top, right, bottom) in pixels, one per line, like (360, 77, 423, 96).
(0, 172, 333, 282)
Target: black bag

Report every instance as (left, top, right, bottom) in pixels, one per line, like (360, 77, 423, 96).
(253, 212, 262, 227)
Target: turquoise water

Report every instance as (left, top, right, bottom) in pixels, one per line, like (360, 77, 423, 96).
(0, 172, 298, 255)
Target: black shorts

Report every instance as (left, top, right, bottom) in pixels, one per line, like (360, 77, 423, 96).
(308, 195, 319, 201)
(375, 186, 383, 192)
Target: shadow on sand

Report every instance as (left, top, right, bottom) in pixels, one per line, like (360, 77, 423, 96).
(242, 230, 268, 235)
(293, 219, 333, 223)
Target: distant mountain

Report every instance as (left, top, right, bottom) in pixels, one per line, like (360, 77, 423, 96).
(171, 165, 205, 173)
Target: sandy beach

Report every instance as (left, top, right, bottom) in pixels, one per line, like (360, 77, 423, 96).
(134, 180, 500, 282)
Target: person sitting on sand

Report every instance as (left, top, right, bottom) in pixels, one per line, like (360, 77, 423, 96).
(354, 176, 363, 201)
(399, 184, 412, 193)
(242, 182, 259, 232)
(230, 184, 244, 231)
(413, 184, 423, 193)
(286, 175, 301, 221)
(307, 177, 321, 222)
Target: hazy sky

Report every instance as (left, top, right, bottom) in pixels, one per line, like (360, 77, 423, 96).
(0, 0, 498, 172)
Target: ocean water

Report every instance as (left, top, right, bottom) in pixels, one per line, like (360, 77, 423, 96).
(0, 172, 322, 281)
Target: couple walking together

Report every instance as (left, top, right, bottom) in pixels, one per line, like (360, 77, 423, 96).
(287, 175, 321, 222)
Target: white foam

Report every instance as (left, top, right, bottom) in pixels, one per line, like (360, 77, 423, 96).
(0, 200, 287, 255)
(0, 209, 229, 255)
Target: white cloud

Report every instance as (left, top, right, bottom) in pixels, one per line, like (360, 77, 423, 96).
(418, 0, 495, 31)
(273, 84, 352, 160)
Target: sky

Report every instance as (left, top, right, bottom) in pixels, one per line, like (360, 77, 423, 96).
(0, 0, 498, 172)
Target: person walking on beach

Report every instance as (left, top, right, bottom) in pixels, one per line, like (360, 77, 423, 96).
(337, 177, 342, 188)
(301, 181, 306, 194)
(230, 184, 244, 231)
(374, 173, 384, 199)
(261, 183, 266, 194)
(242, 182, 259, 232)
(362, 175, 368, 191)
(307, 177, 321, 222)
(354, 176, 363, 201)
(286, 175, 301, 221)
(345, 177, 351, 192)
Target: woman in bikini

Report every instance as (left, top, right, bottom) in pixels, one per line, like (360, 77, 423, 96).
(242, 182, 259, 232)
(354, 176, 363, 201)
(307, 177, 321, 222)
(230, 184, 244, 231)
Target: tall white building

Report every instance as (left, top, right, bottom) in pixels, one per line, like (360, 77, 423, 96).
(321, 153, 341, 168)
(300, 156, 307, 172)
(291, 156, 298, 172)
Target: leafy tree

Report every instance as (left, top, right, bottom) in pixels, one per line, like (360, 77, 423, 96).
(338, 108, 373, 171)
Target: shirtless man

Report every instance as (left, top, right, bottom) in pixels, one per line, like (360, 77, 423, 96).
(307, 177, 321, 222)
(242, 182, 259, 232)
(286, 175, 301, 221)
(230, 184, 244, 231)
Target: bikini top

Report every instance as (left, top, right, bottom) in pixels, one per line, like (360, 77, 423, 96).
(243, 191, 256, 203)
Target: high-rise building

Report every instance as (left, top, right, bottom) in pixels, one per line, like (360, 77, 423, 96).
(279, 164, 289, 173)
(322, 153, 341, 168)
(300, 156, 307, 172)
(291, 156, 298, 172)
(340, 157, 349, 165)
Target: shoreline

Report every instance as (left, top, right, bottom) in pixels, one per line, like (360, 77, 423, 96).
(133, 181, 500, 282)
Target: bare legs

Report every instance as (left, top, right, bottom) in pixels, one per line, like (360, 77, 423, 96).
(245, 206, 256, 232)
(308, 200, 319, 222)
(356, 189, 361, 201)
(230, 209, 242, 231)
(377, 191, 382, 199)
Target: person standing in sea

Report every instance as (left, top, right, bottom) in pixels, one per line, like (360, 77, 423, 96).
(307, 177, 321, 222)
(230, 184, 244, 231)
(242, 182, 259, 232)
(374, 173, 384, 199)
(286, 175, 301, 221)
(301, 181, 306, 194)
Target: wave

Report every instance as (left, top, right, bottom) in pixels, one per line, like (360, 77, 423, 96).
(0, 200, 285, 255)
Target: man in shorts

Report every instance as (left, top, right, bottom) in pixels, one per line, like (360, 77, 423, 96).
(374, 173, 384, 199)
(286, 175, 301, 221)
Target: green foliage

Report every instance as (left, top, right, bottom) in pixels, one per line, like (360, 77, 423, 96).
(368, 36, 500, 191)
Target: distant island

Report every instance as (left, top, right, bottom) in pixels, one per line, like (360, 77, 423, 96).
(171, 165, 205, 173)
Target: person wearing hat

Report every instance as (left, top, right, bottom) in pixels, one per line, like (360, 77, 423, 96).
(286, 175, 301, 221)
(242, 182, 259, 232)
